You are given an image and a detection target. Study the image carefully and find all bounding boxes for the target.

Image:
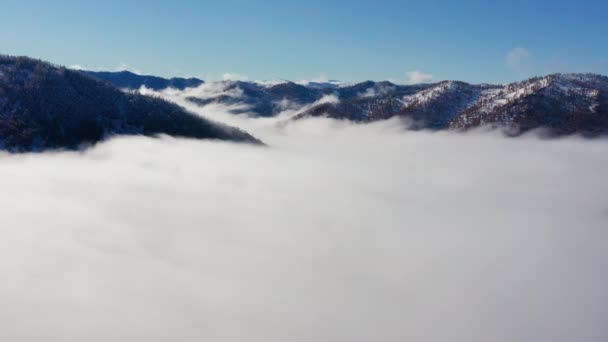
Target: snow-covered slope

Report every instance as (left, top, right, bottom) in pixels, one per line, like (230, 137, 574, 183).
(395, 81, 494, 128)
(0, 55, 260, 151)
(86, 66, 608, 136)
(293, 74, 608, 135)
(449, 74, 608, 135)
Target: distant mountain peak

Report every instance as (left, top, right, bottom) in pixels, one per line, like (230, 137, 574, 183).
(71, 65, 608, 137)
(85, 70, 204, 91)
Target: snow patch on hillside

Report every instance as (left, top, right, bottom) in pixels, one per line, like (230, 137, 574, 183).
(400, 81, 456, 107)
(476, 77, 551, 114)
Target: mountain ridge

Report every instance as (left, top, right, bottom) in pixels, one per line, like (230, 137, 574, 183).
(71, 68, 608, 137)
(0, 55, 260, 152)
(84, 70, 204, 91)
(121, 71, 604, 137)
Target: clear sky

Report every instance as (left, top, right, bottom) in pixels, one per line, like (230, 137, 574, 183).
(0, 0, 606, 84)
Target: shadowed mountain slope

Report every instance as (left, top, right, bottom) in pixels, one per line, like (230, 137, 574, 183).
(0, 56, 260, 151)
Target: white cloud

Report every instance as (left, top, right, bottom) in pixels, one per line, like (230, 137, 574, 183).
(139, 81, 244, 102)
(297, 73, 329, 84)
(221, 72, 249, 81)
(385, 70, 434, 85)
(67, 63, 143, 74)
(0, 106, 607, 341)
(406, 70, 434, 84)
(315, 94, 340, 105)
(360, 83, 396, 98)
(253, 79, 288, 87)
(68, 64, 86, 70)
(506, 47, 531, 70)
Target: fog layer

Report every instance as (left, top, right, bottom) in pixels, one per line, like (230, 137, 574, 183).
(0, 103, 607, 341)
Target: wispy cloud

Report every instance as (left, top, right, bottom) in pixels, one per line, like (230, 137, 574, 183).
(68, 64, 86, 71)
(297, 73, 328, 84)
(68, 62, 143, 74)
(389, 71, 434, 85)
(221, 72, 249, 81)
(406, 70, 434, 84)
(506, 47, 532, 77)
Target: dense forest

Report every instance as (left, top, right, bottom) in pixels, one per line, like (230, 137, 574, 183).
(0, 56, 259, 151)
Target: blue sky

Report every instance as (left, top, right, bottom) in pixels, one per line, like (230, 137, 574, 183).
(0, 0, 606, 84)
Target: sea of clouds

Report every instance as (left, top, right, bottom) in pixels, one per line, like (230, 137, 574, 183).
(0, 86, 607, 342)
